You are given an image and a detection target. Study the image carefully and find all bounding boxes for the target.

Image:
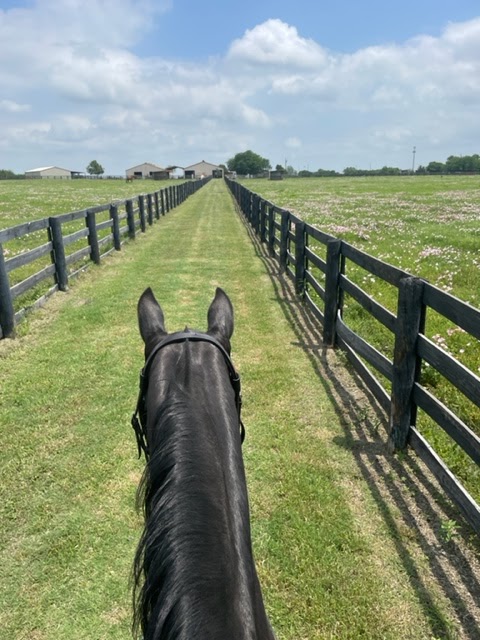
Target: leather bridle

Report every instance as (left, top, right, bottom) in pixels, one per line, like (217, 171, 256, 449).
(131, 332, 245, 460)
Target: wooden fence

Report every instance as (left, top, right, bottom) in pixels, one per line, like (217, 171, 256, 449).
(226, 177, 480, 535)
(0, 179, 209, 338)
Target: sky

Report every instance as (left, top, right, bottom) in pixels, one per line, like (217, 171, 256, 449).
(1, 0, 480, 175)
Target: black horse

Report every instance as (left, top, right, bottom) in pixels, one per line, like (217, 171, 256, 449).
(132, 287, 275, 640)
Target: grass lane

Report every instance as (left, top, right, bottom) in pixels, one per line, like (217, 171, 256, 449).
(0, 179, 467, 639)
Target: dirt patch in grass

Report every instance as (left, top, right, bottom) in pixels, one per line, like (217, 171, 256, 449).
(240, 210, 480, 640)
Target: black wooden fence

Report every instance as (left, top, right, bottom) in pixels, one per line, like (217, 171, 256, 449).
(226, 177, 480, 535)
(0, 179, 209, 338)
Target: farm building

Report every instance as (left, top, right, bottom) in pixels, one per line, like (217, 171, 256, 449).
(126, 162, 164, 179)
(269, 170, 284, 180)
(25, 166, 72, 179)
(183, 160, 222, 178)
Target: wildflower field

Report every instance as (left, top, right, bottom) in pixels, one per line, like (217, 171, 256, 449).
(1, 175, 479, 506)
(243, 175, 480, 506)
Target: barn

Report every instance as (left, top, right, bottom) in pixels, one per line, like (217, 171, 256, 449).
(183, 160, 222, 179)
(126, 162, 164, 179)
(25, 166, 72, 179)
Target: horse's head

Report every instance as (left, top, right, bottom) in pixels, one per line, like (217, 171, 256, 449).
(137, 286, 234, 356)
(132, 287, 241, 459)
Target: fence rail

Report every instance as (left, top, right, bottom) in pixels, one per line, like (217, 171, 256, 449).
(0, 179, 209, 338)
(226, 177, 480, 535)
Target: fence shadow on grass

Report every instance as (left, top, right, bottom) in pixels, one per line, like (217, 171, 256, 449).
(238, 210, 480, 639)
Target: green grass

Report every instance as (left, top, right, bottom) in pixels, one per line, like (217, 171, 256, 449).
(0, 178, 181, 314)
(242, 175, 480, 505)
(0, 180, 468, 638)
(0, 178, 177, 228)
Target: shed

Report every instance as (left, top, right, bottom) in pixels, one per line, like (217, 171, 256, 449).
(183, 160, 222, 179)
(269, 170, 284, 181)
(25, 166, 72, 179)
(126, 162, 164, 179)
(151, 171, 170, 181)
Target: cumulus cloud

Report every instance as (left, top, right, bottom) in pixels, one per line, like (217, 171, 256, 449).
(227, 18, 329, 68)
(1, 7, 480, 172)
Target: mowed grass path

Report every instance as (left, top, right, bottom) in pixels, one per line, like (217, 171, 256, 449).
(0, 180, 471, 639)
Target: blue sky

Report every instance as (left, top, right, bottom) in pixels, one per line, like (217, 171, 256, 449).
(1, 0, 480, 174)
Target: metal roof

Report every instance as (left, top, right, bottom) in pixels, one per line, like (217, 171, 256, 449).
(25, 166, 71, 173)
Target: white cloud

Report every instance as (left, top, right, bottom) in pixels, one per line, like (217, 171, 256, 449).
(1, 8, 480, 173)
(227, 18, 329, 68)
(0, 99, 30, 112)
(286, 137, 302, 149)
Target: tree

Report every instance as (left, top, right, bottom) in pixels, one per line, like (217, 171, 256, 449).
(86, 160, 104, 177)
(426, 161, 445, 174)
(227, 150, 270, 176)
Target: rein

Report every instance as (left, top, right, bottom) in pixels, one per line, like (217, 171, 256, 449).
(131, 332, 245, 460)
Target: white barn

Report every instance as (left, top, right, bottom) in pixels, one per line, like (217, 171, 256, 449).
(126, 162, 164, 179)
(25, 166, 72, 179)
(183, 160, 222, 178)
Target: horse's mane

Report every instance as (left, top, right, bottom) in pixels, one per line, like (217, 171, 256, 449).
(133, 378, 244, 640)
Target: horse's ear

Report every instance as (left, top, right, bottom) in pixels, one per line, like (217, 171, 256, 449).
(207, 288, 234, 349)
(138, 288, 167, 351)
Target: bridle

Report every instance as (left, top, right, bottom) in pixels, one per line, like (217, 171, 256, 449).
(131, 331, 245, 460)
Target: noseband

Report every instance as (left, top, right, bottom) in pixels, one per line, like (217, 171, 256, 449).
(131, 332, 245, 460)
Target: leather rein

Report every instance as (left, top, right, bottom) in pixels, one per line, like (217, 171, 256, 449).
(131, 332, 245, 460)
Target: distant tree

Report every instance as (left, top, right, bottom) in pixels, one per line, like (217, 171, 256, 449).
(315, 168, 340, 177)
(86, 160, 104, 177)
(445, 154, 480, 173)
(426, 161, 445, 174)
(0, 169, 23, 180)
(227, 150, 270, 176)
(298, 170, 313, 177)
(275, 164, 286, 173)
(343, 167, 361, 176)
(415, 165, 427, 175)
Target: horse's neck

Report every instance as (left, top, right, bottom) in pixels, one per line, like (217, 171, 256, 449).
(144, 399, 272, 639)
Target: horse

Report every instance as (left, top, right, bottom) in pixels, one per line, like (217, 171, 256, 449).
(126, 175, 136, 183)
(131, 287, 276, 640)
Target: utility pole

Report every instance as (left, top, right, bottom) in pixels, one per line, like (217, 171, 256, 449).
(412, 146, 416, 174)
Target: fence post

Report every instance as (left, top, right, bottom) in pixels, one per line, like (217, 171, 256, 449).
(49, 217, 69, 291)
(268, 206, 275, 256)
(110, 204, 121, 251)
(154, 192, 160, 219)
(138, 196, 146, 232)
(279, 210, 289, 271)
(260, 201, 267, 243)
(147, 194, 153, 225)
(126, 199, 136, 239)
(295, 221, 306, 296)
(86, 210, 101, 264)
(388, 277, 425, 452)
(0, 243, 15, 338)
(323, 238, 342, 347)
(160, 190, 166, 215)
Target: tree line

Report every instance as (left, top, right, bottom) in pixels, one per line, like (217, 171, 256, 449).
(227, 151, 480, 177)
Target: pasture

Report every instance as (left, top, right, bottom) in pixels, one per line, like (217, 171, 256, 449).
(1, 179, 479, 638)
(242, 175, 480, 508)
(0, 178, 169, 228)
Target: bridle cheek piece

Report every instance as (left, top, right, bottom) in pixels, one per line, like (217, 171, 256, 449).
(131, 332, 245, 460)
